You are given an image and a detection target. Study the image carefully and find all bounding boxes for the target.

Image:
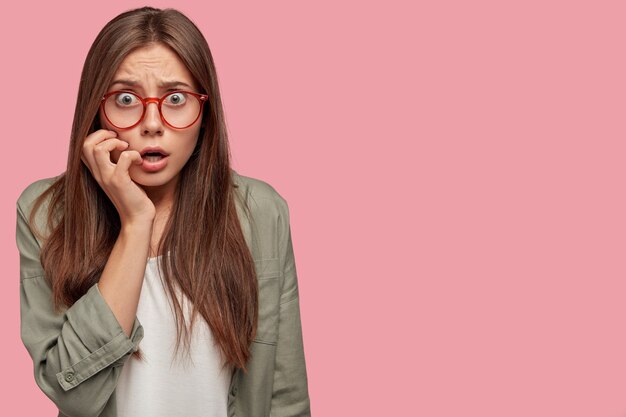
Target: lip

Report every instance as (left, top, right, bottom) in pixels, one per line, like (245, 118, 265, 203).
(140, 146, 170, 157)
(138, 146, 170, 173)
(141, 155, 169, 172)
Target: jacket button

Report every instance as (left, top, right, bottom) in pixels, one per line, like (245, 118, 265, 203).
(64, 372, 75, 382)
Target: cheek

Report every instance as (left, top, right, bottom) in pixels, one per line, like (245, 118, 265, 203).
(184, 136, 200, 160)
(178, 130, 201, 158)
(98, 110, 119, 134)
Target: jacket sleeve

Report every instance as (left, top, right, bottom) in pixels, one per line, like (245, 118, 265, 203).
(270, 197, 312, 416)
(17, 194, 144, 417)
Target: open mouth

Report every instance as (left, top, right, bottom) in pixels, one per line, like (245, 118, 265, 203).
(142, 152, 167, 162)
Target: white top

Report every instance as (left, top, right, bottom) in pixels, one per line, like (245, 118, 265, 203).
(116, 255, 233, 417)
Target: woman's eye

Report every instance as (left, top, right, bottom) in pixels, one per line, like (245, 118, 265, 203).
(115, 93, 138, 106)
(165, 92, 187, 106)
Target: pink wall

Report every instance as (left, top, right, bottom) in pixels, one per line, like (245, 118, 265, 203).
(4, 1, 626, 416)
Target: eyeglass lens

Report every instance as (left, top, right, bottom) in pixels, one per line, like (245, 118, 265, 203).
(103, 92, 202, 128)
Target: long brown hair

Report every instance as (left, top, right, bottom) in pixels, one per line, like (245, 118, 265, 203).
(27, 6, 258, 372)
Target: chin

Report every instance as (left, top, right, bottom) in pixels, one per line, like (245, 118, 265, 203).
(129, 169, 173, 187)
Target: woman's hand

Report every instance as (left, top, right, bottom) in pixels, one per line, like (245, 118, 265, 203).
(81, 129, 156, 226)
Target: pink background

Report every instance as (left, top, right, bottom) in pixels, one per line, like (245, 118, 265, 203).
(3, 0, 626, 415)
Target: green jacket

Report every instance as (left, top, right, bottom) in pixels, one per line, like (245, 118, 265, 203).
(16, 169, 311, 417)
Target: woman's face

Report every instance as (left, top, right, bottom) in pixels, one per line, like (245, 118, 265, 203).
(98, 42, 204, 197)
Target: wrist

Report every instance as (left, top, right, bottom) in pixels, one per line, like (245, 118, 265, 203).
(120, 217, 154, 234)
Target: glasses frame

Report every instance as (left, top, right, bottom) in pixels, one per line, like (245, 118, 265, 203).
(100, 89, 209, 130)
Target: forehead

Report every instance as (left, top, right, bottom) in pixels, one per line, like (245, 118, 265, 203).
(111, 43, 197, 89)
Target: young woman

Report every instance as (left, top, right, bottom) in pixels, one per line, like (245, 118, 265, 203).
(16, 6, 310, 417)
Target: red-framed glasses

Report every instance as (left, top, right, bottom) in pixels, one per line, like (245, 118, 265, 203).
(100, 90, 209, 130)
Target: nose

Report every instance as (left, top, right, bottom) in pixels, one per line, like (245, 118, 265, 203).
(140, 99, 164, 135)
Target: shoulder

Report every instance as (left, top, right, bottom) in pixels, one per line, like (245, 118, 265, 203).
(231, 169, 289, 217)
(16, 175, 61, 217)
(16, 175, 62, 244)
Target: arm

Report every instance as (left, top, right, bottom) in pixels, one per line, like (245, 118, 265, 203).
(17, 198, 145, 417)
(270, 197, 312, 416)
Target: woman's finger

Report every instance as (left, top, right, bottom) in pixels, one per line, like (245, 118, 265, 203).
(82, 130, 118, 157)
(114, 150, 143, 177)
(82, 130, 118, 180)
(92, 138, 130, 177)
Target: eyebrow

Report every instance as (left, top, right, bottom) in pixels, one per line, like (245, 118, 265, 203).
(110, 79, 193, 89)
